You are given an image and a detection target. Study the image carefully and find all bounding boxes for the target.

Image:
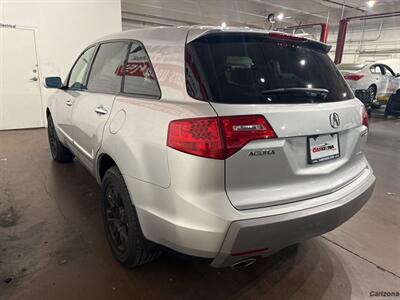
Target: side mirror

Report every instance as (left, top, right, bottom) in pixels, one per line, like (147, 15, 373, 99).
(45, 77, 63, 89)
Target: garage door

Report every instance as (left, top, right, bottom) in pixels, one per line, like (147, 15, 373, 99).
(0, 27, 44, 130)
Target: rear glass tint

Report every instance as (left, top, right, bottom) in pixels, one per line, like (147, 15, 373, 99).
(186, 33, 353, 104)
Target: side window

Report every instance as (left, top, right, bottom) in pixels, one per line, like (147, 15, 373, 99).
(87, 42, 129, 94)
(383, 65, 395, 76)
(68, 46, 96, 90)
(370, 66, 375, 74)
(379, 65, 387, 75)
(370, 65, 382, 75)
(122, 42, 161, 98)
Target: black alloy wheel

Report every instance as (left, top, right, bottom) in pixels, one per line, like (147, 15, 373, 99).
(104, 183, 129, 255)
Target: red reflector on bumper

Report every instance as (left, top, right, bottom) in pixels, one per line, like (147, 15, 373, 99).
(231, 247, 269, 257)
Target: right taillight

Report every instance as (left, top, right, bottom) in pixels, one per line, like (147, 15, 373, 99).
(344, 74, 364, 81)
(167, 115, 277, 160)
(362, 106, 369, 128)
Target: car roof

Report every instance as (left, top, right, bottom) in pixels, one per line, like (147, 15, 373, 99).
(90, 26, 330, 102)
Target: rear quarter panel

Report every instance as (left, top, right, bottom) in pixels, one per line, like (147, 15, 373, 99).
(99, 96, 217, 188)
(98, 30, 220, 188)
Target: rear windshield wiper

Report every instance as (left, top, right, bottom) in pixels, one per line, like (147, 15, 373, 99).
(261, 88, 329, 100)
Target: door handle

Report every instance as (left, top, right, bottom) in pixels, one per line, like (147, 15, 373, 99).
(29, 76, 38, 82)
(66, 99, 73, 106)
(95, 105, 108, 115)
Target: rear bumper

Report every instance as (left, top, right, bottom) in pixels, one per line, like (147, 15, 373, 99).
(211, 173, 375, 267)
(128, 155, 375, 265)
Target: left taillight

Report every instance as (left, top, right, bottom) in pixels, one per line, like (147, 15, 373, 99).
(344, 74, 364, 81)
(167, 117, 224, 159)
(362, 106, 369, 128)
(167, 115, 277, 160)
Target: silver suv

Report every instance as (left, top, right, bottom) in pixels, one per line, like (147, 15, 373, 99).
(45, 27, 375, 268)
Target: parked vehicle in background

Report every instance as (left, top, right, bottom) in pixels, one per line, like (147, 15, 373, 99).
(338, 63, 400, 106)
(385, 89, 400, 118)
(354, 89, 373, 116)
(45, 27, 375, 269)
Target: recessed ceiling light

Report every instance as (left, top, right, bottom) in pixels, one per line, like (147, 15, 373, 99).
(366, 0, 375, 8)
(277, 13, 284, 21)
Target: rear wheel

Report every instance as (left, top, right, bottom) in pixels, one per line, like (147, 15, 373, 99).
(47, 114, 74, 163)
(101, 166, 161, 268)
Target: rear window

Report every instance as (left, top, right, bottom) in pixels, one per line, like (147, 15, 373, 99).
(186, 33, 353, 104)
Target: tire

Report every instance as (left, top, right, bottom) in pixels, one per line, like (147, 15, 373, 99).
(368, 85, 381, 108)
(47, 114, 74, 163)
(101, 166, 161, 268)
(367, 85, 377, 101)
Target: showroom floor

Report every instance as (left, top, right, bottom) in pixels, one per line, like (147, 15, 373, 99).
(0, 110, 399, 300)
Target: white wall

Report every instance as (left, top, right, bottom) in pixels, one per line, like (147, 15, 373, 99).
(0, 0, 122, 123)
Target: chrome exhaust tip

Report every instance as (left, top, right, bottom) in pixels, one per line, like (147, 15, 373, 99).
(231, 258, 257, 269)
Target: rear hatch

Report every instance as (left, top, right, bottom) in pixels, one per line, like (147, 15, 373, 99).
(186, 31, 369, 210)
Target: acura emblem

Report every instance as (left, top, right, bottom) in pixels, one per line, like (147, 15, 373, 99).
(329, 113, 340, 129)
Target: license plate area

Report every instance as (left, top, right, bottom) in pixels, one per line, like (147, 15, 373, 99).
(308, 133, 340, 164)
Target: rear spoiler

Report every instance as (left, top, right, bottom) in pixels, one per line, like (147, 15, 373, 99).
(187, 29, 332, 54)
(267, 32, 332, 53)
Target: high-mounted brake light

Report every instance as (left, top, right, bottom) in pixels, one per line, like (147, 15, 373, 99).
(362, 106, 369, 128)
(167, 115, 277, 159)
(268, 32, 331, 53)
(268, 32, 305, 42)
(344, 74, 364, 81)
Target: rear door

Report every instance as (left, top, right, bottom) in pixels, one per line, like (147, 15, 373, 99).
(186, 32, 369, 210)
(70, 41, 129, 170)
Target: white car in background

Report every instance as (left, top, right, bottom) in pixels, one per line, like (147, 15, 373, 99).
(338, 63, 400, 105)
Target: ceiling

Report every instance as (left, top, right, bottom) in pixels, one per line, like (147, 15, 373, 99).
(122, 0, 400, 30)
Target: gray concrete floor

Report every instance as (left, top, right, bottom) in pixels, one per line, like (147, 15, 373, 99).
(0, 110, 399, 300)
